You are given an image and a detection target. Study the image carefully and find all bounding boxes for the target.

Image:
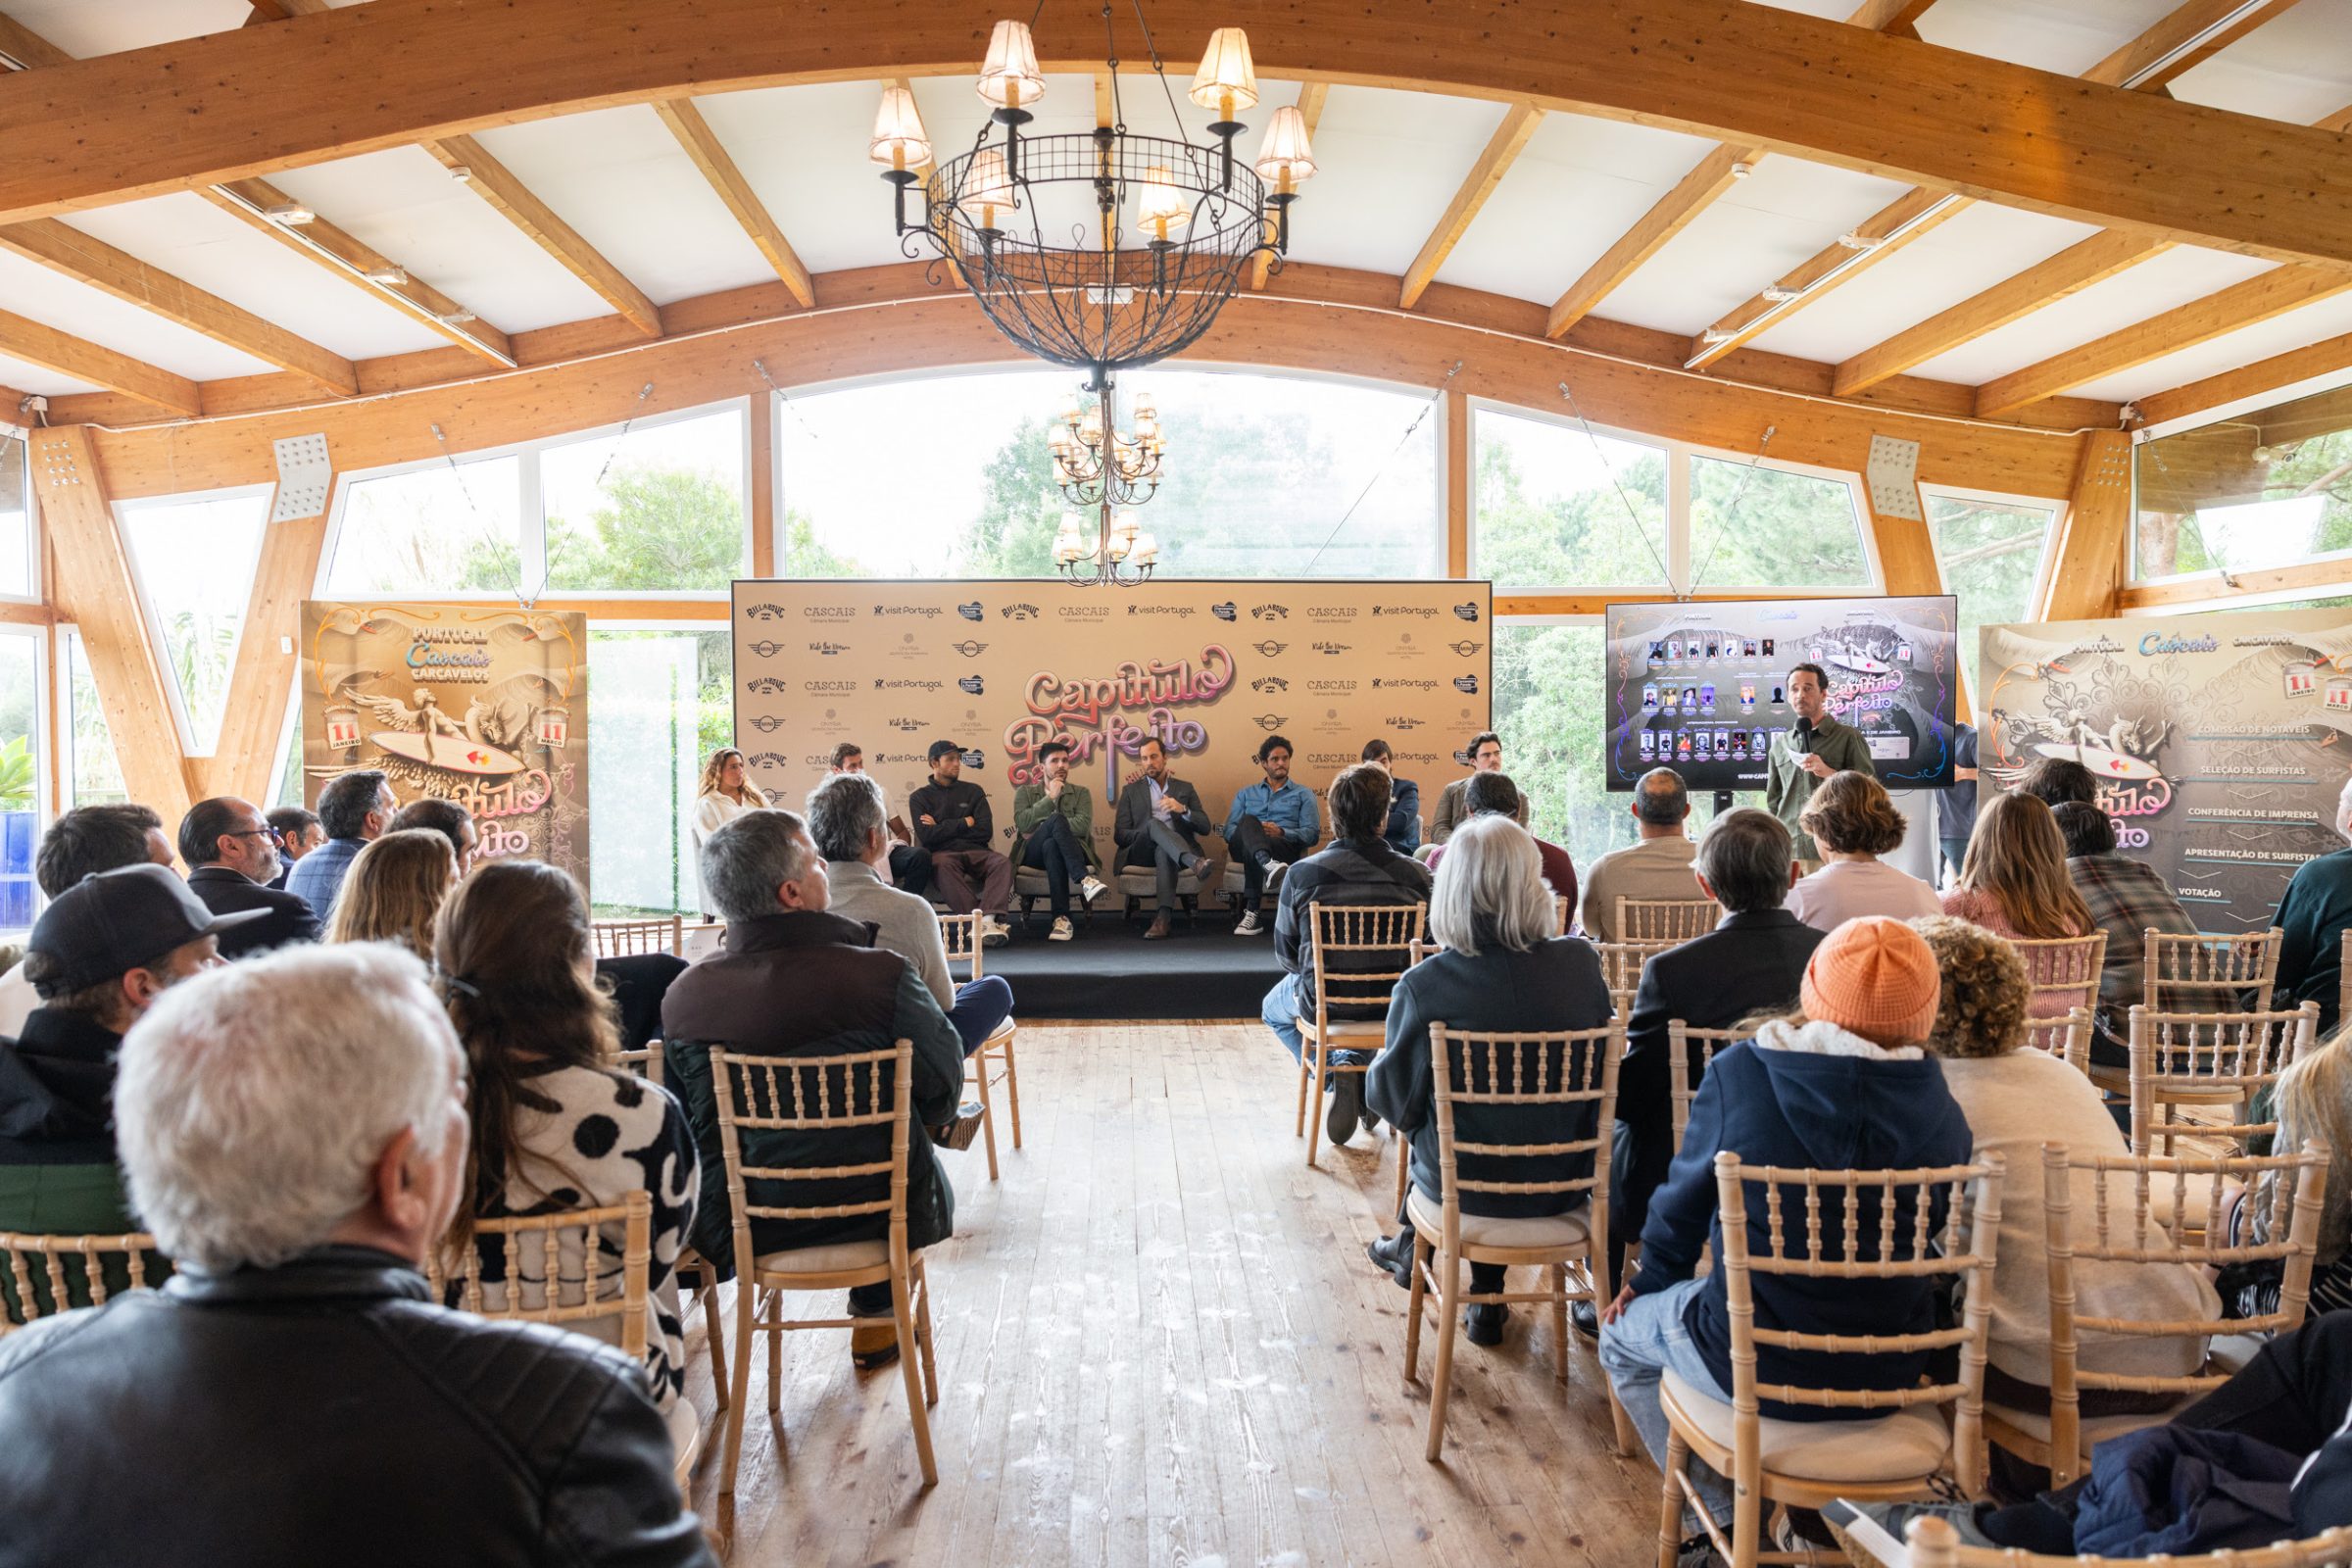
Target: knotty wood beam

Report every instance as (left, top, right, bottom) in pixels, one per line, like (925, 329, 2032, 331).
(9, 0, 2348, 268)
(749, 392, 775, 575)
(1250, 81, 1326, 292)
(0, 219, 357, 396)
(1976, 265, 2352, 416)
(0, 14, 68, 70)
(1445, 384, 1469, 577)
(423, 135, 662, 336)
(1398, 102, 1541, 311)
(1841, 0, 1940, 36)
(2082, 0, 2307, 92)
(653, 100, 812, 309)
(1546, 145, 1761, 339)
(0, 306, 201, 414)
(2036, 430, 2133, 621)
(2133, 327, 2352, 429)
(2120, 553, 2352, 610)
(204, 502, 330, 802)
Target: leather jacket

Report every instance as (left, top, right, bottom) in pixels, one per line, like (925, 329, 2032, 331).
(0, 1245, 715, 1568)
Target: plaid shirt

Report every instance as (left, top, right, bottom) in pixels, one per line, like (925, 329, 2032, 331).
(2068, 852, 2232, 1035)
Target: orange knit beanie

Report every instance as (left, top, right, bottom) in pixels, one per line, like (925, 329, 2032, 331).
(1798, 916, 1941, 1045)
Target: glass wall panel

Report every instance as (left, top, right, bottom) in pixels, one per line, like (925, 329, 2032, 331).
(1686, 458, 1871, 589)
(542, 407, 748, 592)
(1926, 493, 2055, 682)
(61, 629, 125, 808)
(0, 632, 38, 932)
(588, 628, 731, 917)
(2134, 385, 2352, 579)
(0, 431, 31, 600)
(1472, 409, 1669, 588)
(119, 490, 270, 754)
(325, 455, 525, 596)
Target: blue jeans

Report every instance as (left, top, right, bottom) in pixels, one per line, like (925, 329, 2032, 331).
(949, 975, 1014, 1058)
(1598, 1275, 1735, 1530)
(1022, 814, 1087, 915)
(1262, 970, 1373, 1078)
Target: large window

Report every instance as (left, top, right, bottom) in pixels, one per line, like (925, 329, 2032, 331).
(2134, 384, 2352, 581)
(1686, 457, 1871, 590)
(776, 368, 1444, 579)
(118, 488, 270, 754)
(588, 628, 731, 917)
(59, 629, 124, 809)
(328, 455, 524, 596)
(1926, 491, 2056, 685)
(0, 631, 39, 932)
(0, 431, 32, 601)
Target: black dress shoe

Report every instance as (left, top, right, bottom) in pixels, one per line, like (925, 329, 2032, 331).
(1364, 1232, 1414, 1290)
(1464, 1302, 1507, 1347)
(1571, 1298, 1599, 1340)
(1325, 1073, 1363, 1146)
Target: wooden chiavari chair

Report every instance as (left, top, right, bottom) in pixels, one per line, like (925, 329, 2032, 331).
(1666, 1022, 1748, 1155)
(608, 1039, 729, 1413)
(2028, 1006, 2095, 1071)
(1295, 902, 1426, 1167)
(2142, 926, 2282, 1016)
(2125, 1003, 2319, 1156)
(1598, 939, 1676, 1017)
(1902, 1515, 2352, 1568)
(937, 909, 1021, 1182)
(2, 1230, 161, 1330)
(593, 914, 685, 958)
(2008, 931, 2107, 1031)
(1617, 897, 1719, 944)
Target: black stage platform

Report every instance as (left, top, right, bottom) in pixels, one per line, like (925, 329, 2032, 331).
(983, 914, 1281, 1020)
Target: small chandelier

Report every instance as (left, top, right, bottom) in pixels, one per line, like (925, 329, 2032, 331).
(1048, 384, 1165, 583)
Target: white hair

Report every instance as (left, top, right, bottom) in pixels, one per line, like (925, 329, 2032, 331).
(115, 943, 466, 1274)
(1428, 814, 1555, 957)
(2336, 776, 2352, 844)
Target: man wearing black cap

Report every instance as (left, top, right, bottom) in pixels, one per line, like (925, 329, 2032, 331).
(0, 864, 267, 1245)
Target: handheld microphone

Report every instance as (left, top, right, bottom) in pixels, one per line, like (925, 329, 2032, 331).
(1789, 716, 1815, 754)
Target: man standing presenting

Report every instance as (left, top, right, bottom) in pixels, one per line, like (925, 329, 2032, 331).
(1223, 735, 1320, 936)
(180, 796, 321, 958)
(1113, 736, 1221, 940)
(1428, 731, 1527, 846)
(1936, 720, 1980, 884)
(830, 742, 935, 898)
(1579, 767, 1704, 942)
(1011, 741, 1108, 943)
(910, 739, 1012, 948)
(1763, 662, 1872, 866)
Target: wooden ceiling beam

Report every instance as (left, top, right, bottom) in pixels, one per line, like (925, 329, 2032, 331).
(1975, 264, 2352, 416)
(2133, 326, 2352, 429)
(1546, 144, 1761, 339)
(652, 99, 813, 308)
(421, 134, 661, 336)
(1841, 0, 1940, 36)
(1250, 80, 1326, 293)
(5, 0, 2350, 269)
(2081, 0, 2307, 92)
(1398, 102, 1542, 311)
(0, 14, 69, 70)
(198, 175, 514, 366)
(0, 218, 357, 395)
(0, 305, 201, 414)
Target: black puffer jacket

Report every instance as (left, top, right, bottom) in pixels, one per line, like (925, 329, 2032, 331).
(0, 1246, 713, 1568)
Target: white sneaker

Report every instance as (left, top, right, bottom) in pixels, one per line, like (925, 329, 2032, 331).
(980, 916, 1011, 948)
(1079, 875, 1108, 906)
(1049, 916, 1074, 942)
(1234, 909, 1262, 936)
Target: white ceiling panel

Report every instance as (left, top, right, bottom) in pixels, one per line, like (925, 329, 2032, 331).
(1909, 246, 2280, 383)
(1747, 201, 2101, 364)
(1434, 113, 1725, 306)
(265, 147, 613, 334)
(58, 191, 444, 362)
(471, 105, 774, 308)
(0, 0, 250, 56)
(690, 80, 924, 279)
(2171, 0, 2352, 123)
(1279, 85, 1511, 279)
(1916, 0, 2182, 74)
(0, 354, 98, 399)
(2070, 293, 2352, 402)
(0, 248, 271, 379)
(1592, 156, 1919, 336)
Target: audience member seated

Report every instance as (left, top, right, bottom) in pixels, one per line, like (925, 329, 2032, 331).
(324, 827, 460, 960)
(0, 804, 174, 1035)
(808, 772, 1013, 1057)
(1598, 917, 1972, 1542)
(1786, 769, 1941, 931)
(287, 767, 396, 918)
(181, 795, 320, 958)
(389, 796, 479, 874)
(1605, 808, 1824, 1304)
(911, 738, 1012, 948)
(0, 943, 716, 1567)
(1763, 662, 1874, 866)
(266, 805, 323, 890)
(2271, 777, 2352, 1034)
(2018, 755, 2098, 809)
(662, 808, 962, 1373)
(435, 859, 702, 1412)
(1428, 730, 1526, 845)
(2056, 799, 2214, 1053)
(1224, 734, 1320, 936)
(1578, 765, 1701, 942)
(1265, 762, 1432, 1146)
(0, 865, 253, 1247)
(1833, 1313, 2352, 1563)
(2225, 1026, 2352, 1321)
(1359, 738, 1422, 857)
(1362, 815, 1612, 1346)
(1010, 740, 1109, 942)
(1425, 772, 1578, 910)
(1941, 789, 2098, 1018)
(1911, 915, 2217, 1426)
(828, 742, 934, 898)
(1113, 735, 1221, 940)
(691, 746, 766, 854)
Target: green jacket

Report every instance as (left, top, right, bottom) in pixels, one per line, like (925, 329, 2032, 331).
(1763, 712, 1876, 861)
(1011, 780, 1102, 870)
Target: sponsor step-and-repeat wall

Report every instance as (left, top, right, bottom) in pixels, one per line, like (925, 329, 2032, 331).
(732, 580, 1494, 865)
(301, 603, 591, 890)
(1982, 607, 2352, 931)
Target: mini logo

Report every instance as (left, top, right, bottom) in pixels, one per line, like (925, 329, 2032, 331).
(1251, 712, 1289, 731)
(807, 641, 848, 656)
(748, 641, 785, 658)
(1251, 676, 1290, 693)
(1453, 748, 1472, 765)
(1000, 603, 1039, 619)
(1252, 640, 1288, 657)
(956, 601, 984, 621)
(960, 748, 986, 768)
(951, 640, 989, 658)
(888, 716, 924, 733)
(1251, 603, 1289, 619)
(743, 604, 789, 620)
(1058, 604, 1109, 620)
(747, 752, 789, 768)
(957, 674, 985, 695)
(805, 606, 856, 619)
(1210, 602, 1239, 621)
(1311, 641, 1351, 656)
(746, 677, 789, 695)
(751, 714, 784, 732)
(1453, 674, 1481, 693)
(804, 679, 858, 694)
(1452, 603, 1481, 622)
(1400, 631, 1414, 645)
(1386, 716, 1425, 731)
(1447, 640, 1484, 657)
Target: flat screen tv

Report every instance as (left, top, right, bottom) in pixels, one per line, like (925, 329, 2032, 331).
(1603, 596, 1961, 792)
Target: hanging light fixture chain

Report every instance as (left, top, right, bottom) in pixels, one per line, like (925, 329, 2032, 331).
(1557, 379, 1679, 594)
(1685, 423, 1777, 599)
(1301, 362, 1461, 575)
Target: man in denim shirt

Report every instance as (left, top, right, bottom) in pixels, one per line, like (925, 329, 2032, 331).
(1222, 735, 1320, 935)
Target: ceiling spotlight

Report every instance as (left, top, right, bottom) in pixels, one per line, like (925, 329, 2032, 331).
(1760, 284, 1802, 303)
(436, 310, 477, 325)
(1699, 327, 1736, 347)
(1836, 231, 1882, 251)
(1730, 161, 1754, 179)
(263, 202, 316, 225)
(445, 165, 474, 183)
(365, 265, 409, 286)
(2254, 444, 2275, 464)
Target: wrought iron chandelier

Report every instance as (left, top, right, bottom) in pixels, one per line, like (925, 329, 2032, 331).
(1048, 383, 1166, 578)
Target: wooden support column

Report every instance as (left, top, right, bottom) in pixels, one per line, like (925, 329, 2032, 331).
(204, 491, 332, 803)
(30, 426, 198, 831)
(2037, 430, 2134, 622)
(1860, 471, 1967, 717)
(749, 393, 775, 575)
(1445, 385, 1470, 577)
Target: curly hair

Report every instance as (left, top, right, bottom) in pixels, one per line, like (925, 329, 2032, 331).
(1797, 768, 1907, 856)
(1911, 914, 2031, 1058)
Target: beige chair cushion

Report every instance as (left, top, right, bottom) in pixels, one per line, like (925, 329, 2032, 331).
(665, 1397, 704, 1482)
(754, 1237, 888, 1275)
(1297, 1017, 1387, 1039)
(1406, 1188, 1590, 1251)
(1660, 1369, 1951, 1483)
(2207, 1333, 2264, 1376)
(1984, 1397, 2181, 1449)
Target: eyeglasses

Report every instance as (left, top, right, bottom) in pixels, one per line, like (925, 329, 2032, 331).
(227, 829, 276, 842)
